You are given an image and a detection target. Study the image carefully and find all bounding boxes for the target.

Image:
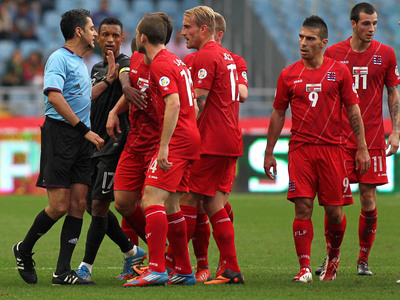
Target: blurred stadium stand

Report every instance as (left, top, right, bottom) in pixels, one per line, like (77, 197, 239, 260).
(0, 0, 399, 118)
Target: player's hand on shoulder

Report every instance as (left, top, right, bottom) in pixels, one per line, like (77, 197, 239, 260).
(123, 86, 147, 110)
(85, 130, 104, 150)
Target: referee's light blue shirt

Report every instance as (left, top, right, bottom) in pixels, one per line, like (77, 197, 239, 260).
(43, 47, 91, 127)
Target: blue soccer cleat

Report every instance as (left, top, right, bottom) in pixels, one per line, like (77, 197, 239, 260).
(123, 269, 169, 287)
(168, 271, 197, 285)
(116, 246, 147, 280)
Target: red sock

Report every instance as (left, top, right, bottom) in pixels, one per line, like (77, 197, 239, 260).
(121, 218, 139, 246)
(167, 211, 192, 275)
(180, 205, 197, 241)
(126, 204, 147, 244)
(210, 208, 240, 273)
(224, 202, 234, 223)
(323, 214, 331, 254)
(358, 208, 377, 263)
(144, 205, 167, 273)
(325, 214, 347, 259)
(293, 219, 313, 269)
(192, 211, 210, 268)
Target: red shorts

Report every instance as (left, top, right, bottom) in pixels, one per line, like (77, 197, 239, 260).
(287, 144, 353, 206)
(345, 148, 388, 185)
(189, 154, 238, 196)
(144, 156, 193, 193)
(114, 150, 153, 191)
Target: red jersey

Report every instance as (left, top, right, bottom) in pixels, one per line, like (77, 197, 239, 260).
(183, 52, 196, 70)
(149, 49, 200, 160)
(192, 41, 243, 156)
(230, 52, 248, 87)
(274, 56, 359, 149)
(325, 38, 400, 149)
(126, 51, 159, 156)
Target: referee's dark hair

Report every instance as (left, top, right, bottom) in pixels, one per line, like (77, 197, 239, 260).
(60, 9, 91, 41)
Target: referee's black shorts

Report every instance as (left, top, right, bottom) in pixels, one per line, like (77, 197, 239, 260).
(36, 116, 92, 189)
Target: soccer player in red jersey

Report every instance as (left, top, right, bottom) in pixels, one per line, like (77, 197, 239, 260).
(123, 13, 200, 287)
(181, 6, 244, 285)
(106, 13, 173, 280)
(178, 11, 249, 282)
(264, 15, 370, 282)
(316, 3, 400, 277)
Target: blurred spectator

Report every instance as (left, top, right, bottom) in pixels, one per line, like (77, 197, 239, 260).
(0, 2, 12, 39)
(2, 48, 24, 86)
(23, 50, 44, 86)
(10, 0, 37, 44)
(92, 0, 115, 29)
(166, 29, 193, 60)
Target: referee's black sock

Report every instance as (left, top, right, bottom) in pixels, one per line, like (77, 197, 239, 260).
(82, 215, 108, 265)
(55, 216, 83, 275)
(20, 209, 56, 255)
(106, 210, 134, 253)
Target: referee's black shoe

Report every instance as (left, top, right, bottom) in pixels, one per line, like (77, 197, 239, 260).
(52, 270, 95, 285)
(13, 241, 37, 284)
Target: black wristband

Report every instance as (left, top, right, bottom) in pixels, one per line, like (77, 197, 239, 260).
(103, 78, 111, 87)
(74, 121, 90, 136)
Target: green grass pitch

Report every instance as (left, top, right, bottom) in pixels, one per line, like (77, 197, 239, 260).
(2, 193, 400, 299)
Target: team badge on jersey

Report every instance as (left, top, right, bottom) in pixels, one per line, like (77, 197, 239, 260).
(242, 71, 248, 81)
(395, 65, 399, 77)
(327, 72, 336, 81)
(198, 69, 207, 79)
(353, 67, 368, 75)
(159, 76, 170, 87)
(306, 83, 321, 92)
(373, 55, 382, 65)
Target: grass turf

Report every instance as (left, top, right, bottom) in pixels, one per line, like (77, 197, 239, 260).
(1, 193, 400, 299)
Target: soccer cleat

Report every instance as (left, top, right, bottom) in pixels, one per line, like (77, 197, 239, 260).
(357, 261, 373, 276)
(123, 269, 169, 287)
(195, 266, 212, 282)
(204, 269, 244, 285)
(75, 265, 93, 283)
(215, 259, 225, 278)
(132, 265, 149, 277)
(168, 272, 197, 285)
(292, 267, 312, 283)
(315, 257, 327, 276)
(52, 270, 95, 285)
(319, 256, 340, 281)
(12, 241, 37, 284)
(115, 246, 147, 280)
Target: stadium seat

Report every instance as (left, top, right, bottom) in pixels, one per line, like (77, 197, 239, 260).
(55, 0, 78, 13)
(182, 0, 200, 11)
(131, 0, 155, 17)
(43, 10, 61, 30)
(0, 40, 16, 62)
(108, 0, 130, 16)
(20, 40, 43, 59)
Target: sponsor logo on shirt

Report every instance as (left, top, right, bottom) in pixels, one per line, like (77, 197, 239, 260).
(327, 72, 336, 81)
(306, 83, 321, 92)
(131, 69, 138, 74)
(353, 67, 368, 75)
(340, 60, 349, 64)
(294, 79, 303, 84)
(373, 55, 382, 65)
(198, 69, 207, 79)
(159, 76, 170, 87)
